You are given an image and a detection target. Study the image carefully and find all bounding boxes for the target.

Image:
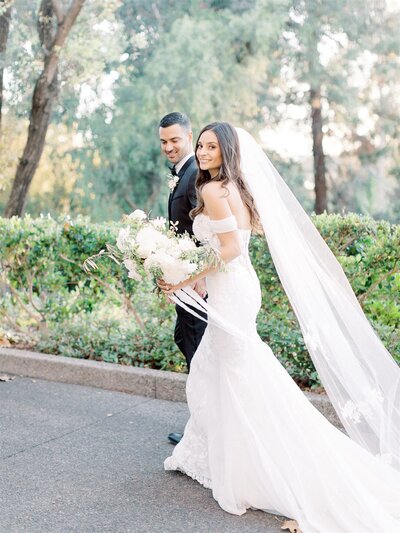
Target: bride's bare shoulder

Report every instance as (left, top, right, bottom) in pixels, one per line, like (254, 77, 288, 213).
(201, 181, 228, 199)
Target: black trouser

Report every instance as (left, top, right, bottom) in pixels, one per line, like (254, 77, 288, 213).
(174, 304, 207, 372)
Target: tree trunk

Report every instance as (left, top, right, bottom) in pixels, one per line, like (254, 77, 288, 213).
(4, 0, 85, 218)
(310, 87, 327, 214)
(4, 72, 58, 216)
(0, 0, 12, 136)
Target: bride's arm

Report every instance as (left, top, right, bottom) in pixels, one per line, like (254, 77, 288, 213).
(201, 181, 241, 263)
(158, 182, 240, 294)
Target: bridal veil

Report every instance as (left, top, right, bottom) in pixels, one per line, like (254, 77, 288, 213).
(173, 126, 400, 470)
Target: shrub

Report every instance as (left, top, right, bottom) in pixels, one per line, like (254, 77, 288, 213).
(0, 213, 398, 387)
(250, 213, 399, 385)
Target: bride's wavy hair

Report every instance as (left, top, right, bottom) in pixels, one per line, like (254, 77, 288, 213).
(191, 122, 261, 233)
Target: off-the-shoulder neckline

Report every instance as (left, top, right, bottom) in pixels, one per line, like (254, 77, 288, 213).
(196, 213, 251, 232)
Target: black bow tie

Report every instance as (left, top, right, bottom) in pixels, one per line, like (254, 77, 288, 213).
(170, 165, 177, 176)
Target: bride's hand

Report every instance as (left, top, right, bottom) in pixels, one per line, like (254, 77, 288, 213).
(157, 278, 190, 295)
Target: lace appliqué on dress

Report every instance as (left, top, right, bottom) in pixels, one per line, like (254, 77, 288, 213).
(164, 415, 212, 489)
(339, 388, 385, 424)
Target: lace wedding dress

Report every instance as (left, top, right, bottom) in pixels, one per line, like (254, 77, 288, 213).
(164, 213, 400, 533)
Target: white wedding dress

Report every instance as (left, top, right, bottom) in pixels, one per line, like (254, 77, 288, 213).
(164, 213, 400, 533)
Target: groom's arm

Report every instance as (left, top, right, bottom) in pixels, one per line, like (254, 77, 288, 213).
(186, 166, 198, 210)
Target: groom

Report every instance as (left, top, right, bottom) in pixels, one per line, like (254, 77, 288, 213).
(159, 112, 207, 442)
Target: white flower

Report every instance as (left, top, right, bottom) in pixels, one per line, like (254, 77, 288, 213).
(144, 250, 197, 285)
(151, 217, 167, 230)
(135, 227, 170, 259)
(168, 174, 179, 191)
(116, 227, 132, 253)
(166, 243, 184, 259)
(143, 252, 162, 271)
(162, 257, 197, 285)
(123, 259, 141, 281)
(128, 209, 147, 221)
(109, 210, 206, 290)
(178, 237, 196, 253)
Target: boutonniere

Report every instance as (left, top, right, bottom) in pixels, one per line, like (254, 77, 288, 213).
(167, 172, 179, 192)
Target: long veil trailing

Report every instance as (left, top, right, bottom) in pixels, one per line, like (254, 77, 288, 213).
(172, 127, 400, 470)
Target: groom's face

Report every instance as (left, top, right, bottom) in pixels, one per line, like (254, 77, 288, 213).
(159, 124, 193, 165)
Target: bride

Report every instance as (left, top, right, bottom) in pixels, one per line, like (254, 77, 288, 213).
(158, 122, 400, 532)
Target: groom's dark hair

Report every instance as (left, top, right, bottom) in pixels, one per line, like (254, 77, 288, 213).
(159, 112, 191, 131)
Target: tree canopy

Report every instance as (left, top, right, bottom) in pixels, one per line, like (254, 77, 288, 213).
(0, 0, 399, 222)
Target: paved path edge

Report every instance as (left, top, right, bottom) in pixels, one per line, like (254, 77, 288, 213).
(0, 347, 342, 427)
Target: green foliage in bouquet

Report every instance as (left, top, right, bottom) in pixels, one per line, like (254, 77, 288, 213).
(83, 209, 222, 289)
(0, 213, 398, 387)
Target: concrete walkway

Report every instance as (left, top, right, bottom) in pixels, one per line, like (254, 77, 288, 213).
(0, 375, 285, 533)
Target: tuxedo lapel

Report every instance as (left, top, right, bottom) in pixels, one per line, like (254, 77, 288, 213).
(177, 155, 195, 179)
(168, 155, 195, 221)
(168, 190, 173, 222)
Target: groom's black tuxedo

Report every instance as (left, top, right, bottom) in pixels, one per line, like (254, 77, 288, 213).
(168, 156, 197, 235)
(168, 155, 206, 371)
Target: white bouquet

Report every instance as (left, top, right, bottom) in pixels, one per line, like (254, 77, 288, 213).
(84, 210, 220, 288)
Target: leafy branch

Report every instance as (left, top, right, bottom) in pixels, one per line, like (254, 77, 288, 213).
(358, 262, 399, 304)
(59, 252, 145, 330)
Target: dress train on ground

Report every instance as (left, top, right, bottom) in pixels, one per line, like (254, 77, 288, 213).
(164, 214, 400, 533)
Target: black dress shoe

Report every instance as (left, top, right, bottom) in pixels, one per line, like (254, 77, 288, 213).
(168, 432, 183, 444)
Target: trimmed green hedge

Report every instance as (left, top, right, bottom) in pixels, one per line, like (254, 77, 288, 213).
(252, 213, 400, 386)
(0, 213, 399, 387)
